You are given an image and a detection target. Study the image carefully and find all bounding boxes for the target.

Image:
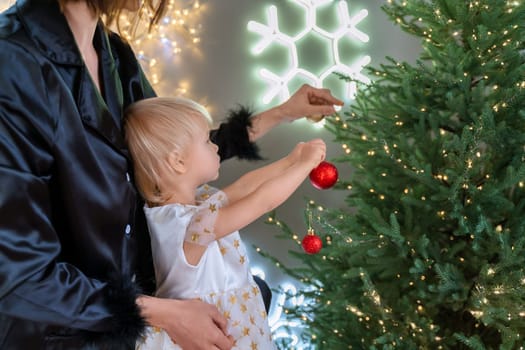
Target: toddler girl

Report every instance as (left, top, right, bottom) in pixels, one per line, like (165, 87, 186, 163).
(125, 97, 326, 349)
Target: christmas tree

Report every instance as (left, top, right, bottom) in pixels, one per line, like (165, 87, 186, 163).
(263, 0, 525, 348)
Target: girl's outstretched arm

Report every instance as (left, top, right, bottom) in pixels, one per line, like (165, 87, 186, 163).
(215, 139, 325, 239)
(182, 139, 325, 266)
(222, 141, 304, 203)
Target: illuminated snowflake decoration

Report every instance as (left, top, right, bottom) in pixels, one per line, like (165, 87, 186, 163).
(248, 0, 371, 104)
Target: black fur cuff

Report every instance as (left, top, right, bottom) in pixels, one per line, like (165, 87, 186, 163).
(211, 105, 262, 161)
(84, 275, 146, 349)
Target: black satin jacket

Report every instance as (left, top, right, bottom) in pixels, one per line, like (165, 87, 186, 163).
(0, 1, 261, 349)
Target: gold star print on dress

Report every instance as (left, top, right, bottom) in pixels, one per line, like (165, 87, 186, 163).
(183, 189, 223, 247)
(138, 185, 277, 349)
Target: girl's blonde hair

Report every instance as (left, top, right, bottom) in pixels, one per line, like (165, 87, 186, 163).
(124, 97, 212, 206)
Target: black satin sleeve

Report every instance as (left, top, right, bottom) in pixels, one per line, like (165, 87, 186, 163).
(0, 41, 136, 336)
(210, 105, 263, 161)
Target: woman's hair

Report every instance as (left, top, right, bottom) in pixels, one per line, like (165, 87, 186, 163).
(58, 0, 169, 32)
(124, 97, 212, 206)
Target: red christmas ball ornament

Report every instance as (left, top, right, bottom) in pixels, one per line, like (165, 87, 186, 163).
(302, 229, 323, 254)
(309, 161, 338, 189)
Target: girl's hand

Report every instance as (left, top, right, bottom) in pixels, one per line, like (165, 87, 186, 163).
(299, 139, 326, 168)
(287, 142, 305, 164)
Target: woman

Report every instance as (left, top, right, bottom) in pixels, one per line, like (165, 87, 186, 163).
(0, 0, 343, 349)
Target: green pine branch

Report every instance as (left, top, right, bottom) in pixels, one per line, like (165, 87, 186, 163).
(261, 0, 525, 348)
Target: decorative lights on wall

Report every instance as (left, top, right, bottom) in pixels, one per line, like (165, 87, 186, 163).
(118, 0, 206, 96)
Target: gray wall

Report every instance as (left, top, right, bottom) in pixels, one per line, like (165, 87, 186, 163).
(159, 0, 421, 291)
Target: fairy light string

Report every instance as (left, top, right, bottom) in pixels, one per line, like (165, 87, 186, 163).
(117, 0, 206, 96)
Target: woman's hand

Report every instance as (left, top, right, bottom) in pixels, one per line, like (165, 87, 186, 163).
(137, 296, 234, 350)
(248, 84, 343, 141)
(279, 84, 344, 121)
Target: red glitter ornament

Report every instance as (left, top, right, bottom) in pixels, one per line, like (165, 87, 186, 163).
(301, 229, 323, 254)
(309, 161, 338, 189)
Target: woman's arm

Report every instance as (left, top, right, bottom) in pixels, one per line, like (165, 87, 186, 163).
(0, 41, 147, 346)
(210, 106, 262, 161)
(210, 84, 343, 161)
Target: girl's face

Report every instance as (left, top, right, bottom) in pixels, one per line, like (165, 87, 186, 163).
(123, 0, 142, 11)
(184, 118, 221, 186)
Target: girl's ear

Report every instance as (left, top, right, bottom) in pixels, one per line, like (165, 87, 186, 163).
(167, 150, 187, 174)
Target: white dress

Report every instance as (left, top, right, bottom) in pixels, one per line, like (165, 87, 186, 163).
(136, 185, 276, 350)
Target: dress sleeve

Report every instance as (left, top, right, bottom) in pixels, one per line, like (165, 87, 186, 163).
(210, 105, 263, 161)
(185, 187, 229, 246)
